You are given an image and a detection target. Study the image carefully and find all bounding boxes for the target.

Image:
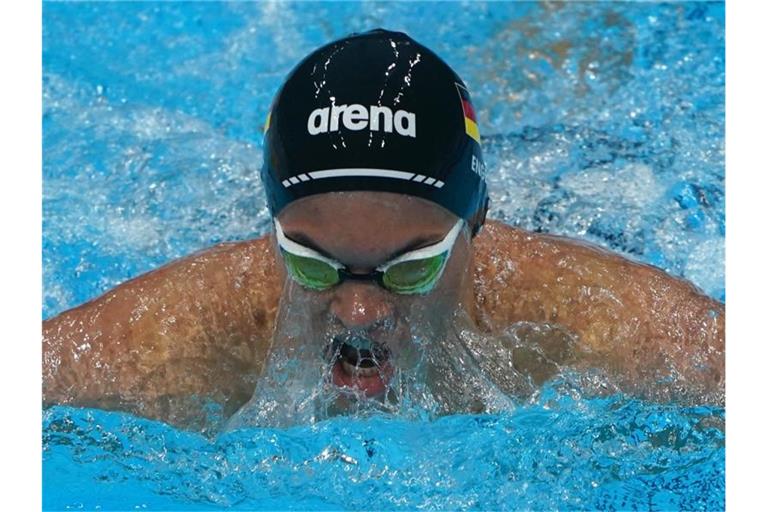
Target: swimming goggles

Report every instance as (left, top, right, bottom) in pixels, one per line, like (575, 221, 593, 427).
(274, 218, 465, 295)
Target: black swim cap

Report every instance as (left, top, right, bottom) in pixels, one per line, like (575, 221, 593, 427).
(261, 28, 489, 235)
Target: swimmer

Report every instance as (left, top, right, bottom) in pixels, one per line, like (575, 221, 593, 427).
(42, 29, 724, 429)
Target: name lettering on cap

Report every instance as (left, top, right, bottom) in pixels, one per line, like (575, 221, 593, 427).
(471, 154, 487, 178)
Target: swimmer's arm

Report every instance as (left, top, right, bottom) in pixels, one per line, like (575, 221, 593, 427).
(42, 236, 282, 429)
(473, 221, 724, 404)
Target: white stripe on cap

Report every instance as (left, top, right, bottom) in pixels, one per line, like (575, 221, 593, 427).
(308, 168, 415, 180)
(280, 168, 445, 189)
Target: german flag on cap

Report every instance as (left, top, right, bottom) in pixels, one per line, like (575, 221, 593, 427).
(455, 83, 480, 144)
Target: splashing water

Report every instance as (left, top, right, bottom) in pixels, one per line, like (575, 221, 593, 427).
(225, 277, 520, 429)
(44, 393, 724, 510)
(43, 1, 724, 510)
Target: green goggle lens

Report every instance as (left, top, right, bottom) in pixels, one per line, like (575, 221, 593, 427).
(281, 251, 340, 290)
(382, 253, 448, 294)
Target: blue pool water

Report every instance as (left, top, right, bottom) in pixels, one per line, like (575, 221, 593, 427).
(43, 1, 725, 510)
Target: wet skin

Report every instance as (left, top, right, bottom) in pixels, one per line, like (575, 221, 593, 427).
(42, 192, 724, 430)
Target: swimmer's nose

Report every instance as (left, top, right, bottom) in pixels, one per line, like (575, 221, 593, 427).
(330, 281, 395, 330)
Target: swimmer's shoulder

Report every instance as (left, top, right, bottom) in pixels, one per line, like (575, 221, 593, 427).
(471, 218, 723, 346)
(473, 219, 714, 301)
(41, 233, 285, 424)
(474, 219, 623, 263)
(472, 219, 564, 275)
(473, 219, 527, 255)
(197, 234, 284, 312)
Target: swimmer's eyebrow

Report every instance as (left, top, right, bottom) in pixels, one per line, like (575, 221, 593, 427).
(284, 232, 443, 263)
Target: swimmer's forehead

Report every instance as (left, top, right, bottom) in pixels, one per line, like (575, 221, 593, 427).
(276, 192, 459, 265)
(277, 191, 457, 228)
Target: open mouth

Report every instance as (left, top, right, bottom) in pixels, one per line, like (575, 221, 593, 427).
(325, 335, 393, 397)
